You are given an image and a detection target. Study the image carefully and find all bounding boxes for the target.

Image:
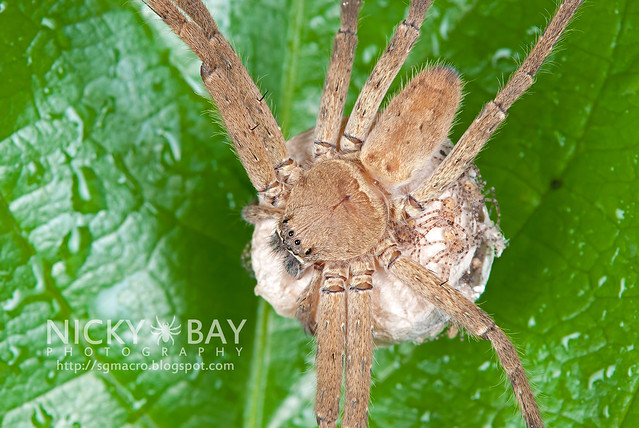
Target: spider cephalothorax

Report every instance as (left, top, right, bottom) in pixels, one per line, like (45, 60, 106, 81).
(145, 0, 583, 426)
(279, 159, 388, 262)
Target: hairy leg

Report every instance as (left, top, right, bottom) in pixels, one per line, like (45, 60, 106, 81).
(241, 204, 284, 224)
(411, 0, 584, 204)
(144, 0, 293, 202)
(375, 238, 543, 428)
(296, 265, 323, 335)
(315, 262, 348, 428)
(340, 0, 433, 153)
(313, 0, 362, 158)
(343, 256, 374, 427)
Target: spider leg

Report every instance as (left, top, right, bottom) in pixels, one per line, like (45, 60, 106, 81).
(313, 0, 362, 158)
(173, 0, 216, 37)
(343, 256, 374, 428)
(340, 0, 433, 153)
(375, 239, 543, 428)
(296, 265, 323, 335)
(241, 204, 284, 224)
(411, 0, 584, 204)
(144, 0, 296, 204)
(315, 262, 348, 428)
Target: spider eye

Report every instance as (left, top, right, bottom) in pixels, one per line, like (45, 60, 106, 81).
(294, 239, 301, 245)
(282, 218, 289, 224)
(288, 230, 294, 237)
(305, 248, 312, 255)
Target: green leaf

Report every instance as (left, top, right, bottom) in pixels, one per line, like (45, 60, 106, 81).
(1, 0, 637, 427)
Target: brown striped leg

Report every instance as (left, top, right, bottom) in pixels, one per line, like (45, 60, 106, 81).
(144, 0, 293, 203)
(296, 265, 323, 335)
(411, 0, 584, 204)
(174, 0, 216, 36)
(315, 262, 348, 428)
(343, 256, 374, 428)
(340, 0, 432, 153)
(313, 0, 362, 158)
(240, 204, 284, 224)
(375, 238, 543, 428)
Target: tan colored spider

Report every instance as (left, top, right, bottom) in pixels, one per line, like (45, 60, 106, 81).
(144, 0, 583, 426)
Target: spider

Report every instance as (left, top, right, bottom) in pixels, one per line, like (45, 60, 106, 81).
(144, 0, 583, 426)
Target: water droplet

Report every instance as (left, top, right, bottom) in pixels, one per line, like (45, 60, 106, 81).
(45, 369, 57, 383)
(187, 356, 202, 380)
(31, 404, 53, 427)
(361, 45, 378, 64)
(554, 131, 567, 147)
(309, 15, 326, 30)
(0, 2, 6, 13)
(67, 227, 81, 254)
(75, 168, 91, 201)
(227, 192, 236, 210)
(7, 344, 21, 366)
(561, 332, 580, 350)
(41, 17, 57, 30)
(587, 368, 604, 389)
(526, 25, 541, 36)
(2, 288, 22, 311)
(130, 398, 147, 411)
(491, 48, 513, 67)
(439, 15, 450, 40)
(94, 97, 114, 128)
(619, 278, 626, 298)
(159, 129, 181, 164)
(64, 106, 85, 154)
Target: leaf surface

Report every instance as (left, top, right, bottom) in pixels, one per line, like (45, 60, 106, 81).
(1, 0, 637, 427)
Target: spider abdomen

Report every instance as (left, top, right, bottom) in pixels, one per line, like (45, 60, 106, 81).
(361, 66, 462, 190)
(279, 159, 388, 262)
